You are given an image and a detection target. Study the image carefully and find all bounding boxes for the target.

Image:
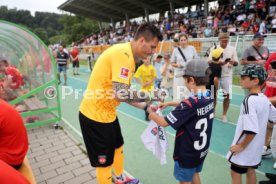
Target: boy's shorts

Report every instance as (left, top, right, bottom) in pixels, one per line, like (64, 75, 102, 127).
(79, 112, 124, 167)
(230, 164, 259, 174)
(58, 65, 67, 74)
(174, 161, 203, 182)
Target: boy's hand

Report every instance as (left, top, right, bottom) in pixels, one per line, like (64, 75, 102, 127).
(158, 102, 168, 109)
(230, 144, 244, 155)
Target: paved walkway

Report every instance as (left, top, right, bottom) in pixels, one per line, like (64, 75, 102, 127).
(27, 124, 98, 184)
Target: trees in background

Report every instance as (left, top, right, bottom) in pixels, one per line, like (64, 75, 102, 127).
(0, 6, 99, 45)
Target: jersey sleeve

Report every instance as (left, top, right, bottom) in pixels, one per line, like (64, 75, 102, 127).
(269, 103, 276, 122)
(111, 52, 133, 85)
(164, 100, 193, 130)
(242, 97, 259, 134)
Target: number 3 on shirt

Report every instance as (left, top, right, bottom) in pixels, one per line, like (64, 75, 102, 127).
(194, 113, 214, 150)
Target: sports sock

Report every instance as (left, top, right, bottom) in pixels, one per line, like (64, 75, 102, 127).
(113, 146, 124, 178)
(96, 166, 112, 184)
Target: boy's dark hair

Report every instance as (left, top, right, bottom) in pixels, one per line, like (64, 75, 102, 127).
(134, 23, 163, 42)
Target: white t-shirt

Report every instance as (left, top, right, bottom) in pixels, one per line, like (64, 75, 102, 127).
(171, 46, 198, 76)
(272, 18, 276, 29)
(208, 44, 238, 77)
(207, 16, 213, 24)
(226, 94, 276, 166)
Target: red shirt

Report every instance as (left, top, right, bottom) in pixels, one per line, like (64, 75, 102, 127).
(264, 52, 276, 97)
(70, 48, 79, 62)
(0, 160, 30, 184)
(5, 66, 24, 89)
(0, 100, 28, 165)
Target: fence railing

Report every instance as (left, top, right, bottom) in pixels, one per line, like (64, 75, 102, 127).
(78, 34, 276, 74)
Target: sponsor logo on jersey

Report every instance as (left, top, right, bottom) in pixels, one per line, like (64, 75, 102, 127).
(98, 155, 107, 164)
(151, 127, 158, 136)
(120, 67, 129, 79)
(167, 112, 177, 124)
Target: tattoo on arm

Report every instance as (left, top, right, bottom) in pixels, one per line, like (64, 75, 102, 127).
(112, 82, 150, 103)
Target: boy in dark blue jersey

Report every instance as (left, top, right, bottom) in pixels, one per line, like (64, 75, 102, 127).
(148, 59, 214, 184)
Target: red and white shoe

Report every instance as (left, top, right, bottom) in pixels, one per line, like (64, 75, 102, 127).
(115, 177, 139, 184)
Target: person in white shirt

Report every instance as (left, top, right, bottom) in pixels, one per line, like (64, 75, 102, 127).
(226, 64, 276, 184)
(208, 32, 238, 122)
(271, 15, 276, 33)
(207, 14, 213, 27)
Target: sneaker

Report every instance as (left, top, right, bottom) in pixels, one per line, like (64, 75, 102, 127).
(262, 146, 272, 158)
(222, 115, 227, 123)
(115, 177, 139, 184)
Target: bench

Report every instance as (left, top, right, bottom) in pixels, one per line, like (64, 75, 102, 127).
(23, 97, 47, 111)
(18, 156, 36, 184)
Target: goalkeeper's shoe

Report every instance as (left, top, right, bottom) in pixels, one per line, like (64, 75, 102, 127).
(115, 177, 139, 184)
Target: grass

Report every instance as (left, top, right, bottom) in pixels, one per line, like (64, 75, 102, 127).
(233, 75, 240, 86)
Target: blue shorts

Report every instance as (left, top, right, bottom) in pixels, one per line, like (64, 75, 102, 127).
(58, 65, 67, 74)
(174, 161, 203, 182)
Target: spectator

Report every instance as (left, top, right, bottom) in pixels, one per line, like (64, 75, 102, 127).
(240, 32, 269, 66)
(208, 32, 238, 122)
(70, 45, 80, 75)
(160, 54, 174, 98)
(134, 56, 157, 93)
(55, 45, 69, 85)
(227, 64, 275, 184)
(0, 99, 28, 170)
(171, 33, 198, 102)
(207, 13, 213, 27)
(0, 160, 30, 184)
(207, 48, 224, 110)
(271, 15, 276, 33)
(261, 53, 276, 158)
(153, 54, 163, 89)
(259, 20, 267, 34)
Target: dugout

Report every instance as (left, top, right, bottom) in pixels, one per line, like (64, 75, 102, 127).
(0, 20, 61, 128)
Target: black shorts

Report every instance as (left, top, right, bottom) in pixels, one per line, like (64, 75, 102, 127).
(231, 164, 259, 174)
(72, 61, 79, 68)
(79, 112, 124, 167)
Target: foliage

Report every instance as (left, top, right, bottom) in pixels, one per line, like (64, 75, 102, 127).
(0, 6, 99, 45)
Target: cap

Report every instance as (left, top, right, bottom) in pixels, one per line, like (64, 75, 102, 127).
(211, 48, 224, 60)
(219, 32, 229, 40)
(240, 64, 267, 82)
(271, 60, 276, 69)
(253, 32, 267, 40)
(176, 59, 209, 77)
